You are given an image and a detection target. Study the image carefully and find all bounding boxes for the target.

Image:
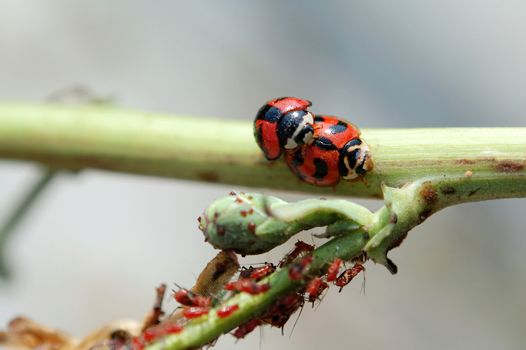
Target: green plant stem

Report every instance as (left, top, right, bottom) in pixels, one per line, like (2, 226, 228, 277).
(0, 169, 57, 277)
(0, 103, 524, 199)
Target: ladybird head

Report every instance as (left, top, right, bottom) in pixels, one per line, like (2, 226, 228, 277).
(338, 138, 373, 180)
(254, 97, 313, 160)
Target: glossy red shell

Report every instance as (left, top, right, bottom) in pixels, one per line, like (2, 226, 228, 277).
(267, 97, 311, 114)
(254, 119, 280, 160)
(284, 115, 361, 186)
(314, 115, 360, 147)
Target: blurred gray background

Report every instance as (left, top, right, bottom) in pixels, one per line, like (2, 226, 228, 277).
(1, 1, 525, 349)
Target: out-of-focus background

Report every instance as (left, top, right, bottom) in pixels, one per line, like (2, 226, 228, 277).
(1, 1, 525, 349)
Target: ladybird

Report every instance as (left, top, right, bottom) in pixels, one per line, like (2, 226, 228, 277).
(254, 97, 314, 160)
(284, 115, 371, 186)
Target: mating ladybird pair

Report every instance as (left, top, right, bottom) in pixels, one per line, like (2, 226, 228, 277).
(254, 97, 372, 186)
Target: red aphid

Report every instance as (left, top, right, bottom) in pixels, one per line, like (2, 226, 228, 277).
(249, 263, 276, 281)
(141, 328, 157, 343)
(239, 266, 256, 279)
(335, 262, 365, 291)
(217, 304, 240, 318)
(160, 323, 183, 335)
(133, 323, 183, 350)
(232, 319, 263, 339)
(261, 292, 305, 329)
(225, 278, 270, 295)
(183, 306, 210, 319)
(131, 336, 145, 350)
(326, 258, 343, 282)
(173, 288, 211, 308)
(278, 240, 314, 268)
(288, 255, 313, 281)
(306, 277, 329, 304)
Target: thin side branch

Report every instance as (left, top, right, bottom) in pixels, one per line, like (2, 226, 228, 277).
(0, 169, 57, 277)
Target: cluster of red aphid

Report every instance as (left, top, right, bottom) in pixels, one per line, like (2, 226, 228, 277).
(130, 241, 365, 348)
(231, 241, 366, 339)
(174, 284, 248, 320)
(285, 242, 365, 303)
(131, 265, 276, 348)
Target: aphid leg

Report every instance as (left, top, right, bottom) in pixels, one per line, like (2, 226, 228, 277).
(288, 301, 304, 339)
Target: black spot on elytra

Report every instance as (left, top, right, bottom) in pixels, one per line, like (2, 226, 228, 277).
(314, 115, 326, 122)
(313, 158, 328, 180)
(314, 137, 338, 151)
(256, 105, 280, 122)
(291, 149, 304, 166)
(327, 121, 348, 134)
